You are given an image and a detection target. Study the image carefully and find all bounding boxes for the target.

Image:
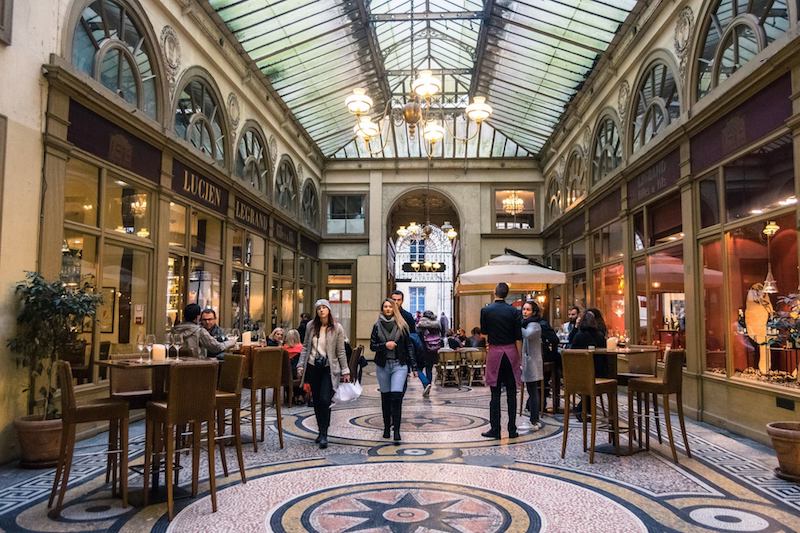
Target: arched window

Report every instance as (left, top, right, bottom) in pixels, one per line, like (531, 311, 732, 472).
(300, 181, 319, 229)
(71, 0, 158, 118)
(565, 152, 585, 206)
(546, 177, 562, 221)
(631, 62, 680, 153)
(174, 78, 226, 167)
(592, 117, 622, 184)
(696, 0, 790, 100)
(275, 158, 297, 213)
(235, 128, 268, 196)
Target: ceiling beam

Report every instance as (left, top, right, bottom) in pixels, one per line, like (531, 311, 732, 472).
(371, 11, 484, 21)
(354, 0, 392, 103)
(468, 0, 494, 97)
(386, 68, 472, 76)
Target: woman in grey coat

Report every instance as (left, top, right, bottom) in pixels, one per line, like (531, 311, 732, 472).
(297, 299, 350, 449)
(521, 300, 544, 431)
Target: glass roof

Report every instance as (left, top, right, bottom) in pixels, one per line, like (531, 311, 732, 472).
(208, 0, 638, 158)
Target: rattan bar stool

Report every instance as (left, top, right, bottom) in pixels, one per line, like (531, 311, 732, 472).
(619, 345, 662, 444)
(142, 361, 218, 520)
(216, 354, 247, 483)
(561, 349, 620, 463)
(49, 361, 129, 517)
(243, 347, 284, 451)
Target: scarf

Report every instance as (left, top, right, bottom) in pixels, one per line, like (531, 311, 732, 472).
(377, 314, 401, 359)
(521, 315, 539, 328)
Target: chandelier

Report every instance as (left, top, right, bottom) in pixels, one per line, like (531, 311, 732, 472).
(502, 191, 525, 215)
(130, 194, 148, 218)
(762, 220, 780, 293)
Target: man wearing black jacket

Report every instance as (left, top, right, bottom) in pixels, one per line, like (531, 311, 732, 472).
(390, 290, 417, 333)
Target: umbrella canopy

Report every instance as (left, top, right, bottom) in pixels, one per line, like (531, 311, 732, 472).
(455, 254, 566, 295)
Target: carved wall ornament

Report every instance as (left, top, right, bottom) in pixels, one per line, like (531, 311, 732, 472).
(297, 163, 304, 182)
(582, 126, 591, 153)
(556, 155, 566, 178)
(674, 6, 694, 83)
(617, 81, 630, 120)
(160, 25, 181, 97)
(227, 92, 240, 133)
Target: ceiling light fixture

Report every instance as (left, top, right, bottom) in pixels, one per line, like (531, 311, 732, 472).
(502, 191, 525, 215)
(762, 220, 780, 293)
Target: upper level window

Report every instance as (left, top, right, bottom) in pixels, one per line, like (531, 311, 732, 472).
(300, 181, 319, 230)
(235, 129, 268, 196)
(546, 177, 562, 222)
(592, 117, 622, 184)
(495, 190, 534, 230)
(275, 158, 297, 213)
(631, 62, 680, 153)
(696, 0, 790, 100)
(71, 0, 158, 118)
(174, 78, 226, 167)
(410, 239, 425, 262)
(565, 152, 585, 206)
(327, 194, 365, 235)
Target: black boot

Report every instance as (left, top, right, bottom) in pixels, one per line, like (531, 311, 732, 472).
(381, 393, 391, 439)
(318, 408, 329, 449)
(390, 393, 403, 445)
(314, 402, 322, 443)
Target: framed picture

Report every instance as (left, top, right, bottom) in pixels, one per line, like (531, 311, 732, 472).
(98, 287, 117, 334)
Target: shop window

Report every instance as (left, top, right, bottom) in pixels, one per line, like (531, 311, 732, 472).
(232, 228, 244, 265)
(634, 258, 648, 343)
(64, 159, 99, 227)
(565, 153, 585, 205)
(593, 263, 626, 336)
(189, 259, 220, 312)
(61, 231, 98, 290)
(70, 0, 158, 117)
(569, 273, 587, 310)
(327, 263, 352, 285)
(702, 240, 726, 374)
(409, 287, 426, 313)
(631, 61, 680, 153)
(592, 117, 622, 184)
(166, 255, 185, 329)
(275, 158, 297, 213)
(247, 271, 266, 329)
(301, 181, 319, 230)
(569, 240, 586, 272)
(282, 249, 295, 278)
(696, 0, 790, 100)
(327, 288, 352, 339)
(327, 194, 365, 234)
(105, 178, 151, 238)
(235, 129, 268, 196)
(272, 244, 280, 275)
(190, 209, 222, 260)
(495, 190, 534, 230)
(168, 202, 186, 248)
(633, 211, 645, 251)
(699, 175, 720, 228)
(648, 193, 682, 246)
(101, 243, 150, 354)
(410, 239, 425, 262)
(648, 247, 686, 351)
(546, 177, 562, 221)
(724, 136, 794, 222)
(281, 279, 294, 327)
(593, 221, 623, 263)
(174, 78, 226, 167)
(247, 234, 266, 270)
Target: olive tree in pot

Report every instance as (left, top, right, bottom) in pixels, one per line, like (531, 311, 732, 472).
(7, 272, 102, 468)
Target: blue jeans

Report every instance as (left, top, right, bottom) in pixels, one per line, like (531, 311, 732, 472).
(417, 364, 432, 387)
(376, 359, 408, 393)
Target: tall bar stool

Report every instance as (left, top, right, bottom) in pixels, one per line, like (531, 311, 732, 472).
(49, 361, 129, 516)
(619, 345, 662, 444)
(216, 354, 247, 483)
(560, 349, 620, 463)
(243, 347, 284, 451)
(627, 349, 691, 463)
(143, 361, 218, 520)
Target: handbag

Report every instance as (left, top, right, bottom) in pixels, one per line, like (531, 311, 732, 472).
(333, 381, 362, 403)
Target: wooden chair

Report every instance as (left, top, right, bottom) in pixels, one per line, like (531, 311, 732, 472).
(437, 349, 461, 387)
(627, 349, 691, 463)
(348, 345, 364, 382)
(616, 346, 661, 445)
(462, 349, 486, 386)
(49, 361, 129, 517)
(143, 361, 218, 521)
(560, 349, 620, 463)
(216, 354, 247, 483)
(61, 339, 92, 384)
(243, 347, 284, 451)
(109, 352, 153, 410)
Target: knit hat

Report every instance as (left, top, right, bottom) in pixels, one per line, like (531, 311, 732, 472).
(314, 298, 332, 311)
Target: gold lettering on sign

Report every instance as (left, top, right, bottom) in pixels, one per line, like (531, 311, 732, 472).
(108, 133, 133, 168)
(235, 200, 268, 233)
(182, 170, 222, 207)
(721, 115, 746, 155)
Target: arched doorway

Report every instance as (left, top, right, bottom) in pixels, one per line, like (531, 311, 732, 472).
(387, 189, 461, 327)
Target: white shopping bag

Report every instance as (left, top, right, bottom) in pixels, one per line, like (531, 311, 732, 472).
(333, 381, 362, 403)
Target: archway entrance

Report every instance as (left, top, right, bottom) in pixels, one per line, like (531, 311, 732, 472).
(387, 189, 460, 328)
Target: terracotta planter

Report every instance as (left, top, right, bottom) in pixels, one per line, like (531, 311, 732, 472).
(766, 421, 800, 482)
(14, 416, 62, 468)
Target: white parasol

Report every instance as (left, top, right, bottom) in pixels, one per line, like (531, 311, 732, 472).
(455, 254, 566, 295)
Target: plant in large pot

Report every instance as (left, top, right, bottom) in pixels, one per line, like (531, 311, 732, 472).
(7, 272, 103, 467)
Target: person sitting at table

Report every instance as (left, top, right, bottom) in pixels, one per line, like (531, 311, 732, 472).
(200, 309, 228, 358)
(467, 327, 486, 348)
(174, 304, 236, 357)
(284, 329, 306, 402)
(267, 327, 285, 346)
(569, 310, 607, 420)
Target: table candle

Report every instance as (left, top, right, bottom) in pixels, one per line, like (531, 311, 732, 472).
(242, 331, 252, 346)
(607, 337, 619, 351)
(152, 343, 166, 361)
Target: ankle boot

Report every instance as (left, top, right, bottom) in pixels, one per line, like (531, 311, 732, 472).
(390, 393, 403, 444)
(318, 409, 329, 449)
(381, 393, 391, 439)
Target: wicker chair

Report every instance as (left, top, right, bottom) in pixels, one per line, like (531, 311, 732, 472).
(216, 354, 247, 483)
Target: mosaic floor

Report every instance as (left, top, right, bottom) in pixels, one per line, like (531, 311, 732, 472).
(0, 370, 799, 532)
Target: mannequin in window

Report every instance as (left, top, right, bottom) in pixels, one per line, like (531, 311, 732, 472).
(744, 283, 774, 373)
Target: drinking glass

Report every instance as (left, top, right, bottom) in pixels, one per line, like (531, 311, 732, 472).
(145, 334, 156, 362)
(136, 331, 146, 363)
(165, 332, 174, 359)
(173, 333, 183, 361)
(231, 329, 240, 343)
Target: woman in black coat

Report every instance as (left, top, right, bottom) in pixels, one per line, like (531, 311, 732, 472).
(569, 310, 608, 420)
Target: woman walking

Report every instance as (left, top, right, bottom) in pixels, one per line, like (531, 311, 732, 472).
(371, 298, 418, 444)
(297, 299, 350, 449)
(416, 310, 442, 397)
(521, 301, 544, 431)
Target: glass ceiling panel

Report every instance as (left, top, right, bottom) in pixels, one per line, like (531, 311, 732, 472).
(208, 0, 637, 158)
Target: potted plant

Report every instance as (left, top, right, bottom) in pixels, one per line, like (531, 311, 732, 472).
(764, 292, 800, 481)
(7, 272, 103, 467)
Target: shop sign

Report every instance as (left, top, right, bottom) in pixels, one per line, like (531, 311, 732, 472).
(273, 218, 297, 247)
(301, 234, 319, 258)
(627, 150, 680, 208)
(234, 197, 269, 235)
(67, 100, 161, 182)
(172, 159, 228, 214)
(691, 74, 791, 172)
(589, 188, 621, 227)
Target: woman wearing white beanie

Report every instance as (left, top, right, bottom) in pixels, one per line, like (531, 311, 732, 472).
(297, 299, 350, 449)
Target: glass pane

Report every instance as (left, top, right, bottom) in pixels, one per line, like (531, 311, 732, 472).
(281, 248, 295, 278)
(718, 25, 758, 85)
(648, 194, 682, 246)
(101, 243, 150, 359)
(702, 240, 726, 374)
(298, 284, 308, 318)
(634, 258, 648, 343)
(232, 228, 244, 265)
(648, 246, 686, 355)
(166, 255, 186, 330)
(64, 159, 99, 226)
(191, 210, 223, 259)
(169, 202, 187, 248)
(728, 214, 798, 383)
(327, 263, 353, 285)
(328, 288, 352, 339)
(569, 273, 586, 309)
(593, 221, 623, 263)
(247, 234, 266, 270)
(231, 269, 243, 330)
(61, 230, 98, 290)
(189, 259, 221, 313)
(246, 271, 266, 330)
(281, 279, 294, 327)
(272, 244, 280, 275)
(592, 263, 626, 336)
(570, 240, 586, 271)
(495, 190, 535, 230)
(105, 178, 151, 238)
(271, 283, 280, 331)
(327, 195, 365, 234)
(699, 176, 720, 228)
(633, 211, 645, 251)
